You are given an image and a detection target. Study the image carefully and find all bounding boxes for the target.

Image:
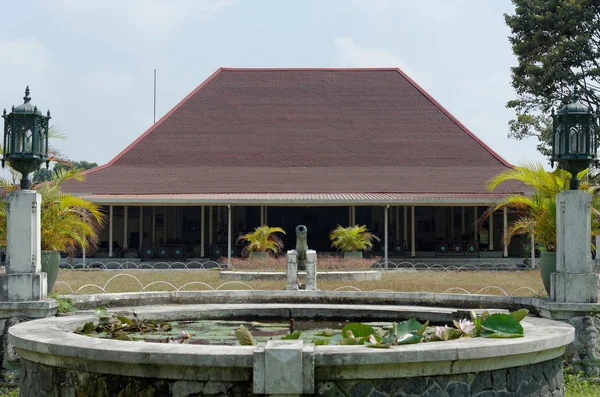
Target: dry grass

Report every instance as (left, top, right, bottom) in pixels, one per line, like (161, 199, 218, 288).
(54, 269, 546, 297)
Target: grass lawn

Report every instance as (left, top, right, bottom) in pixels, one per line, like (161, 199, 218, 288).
(54, 269, 547, 296)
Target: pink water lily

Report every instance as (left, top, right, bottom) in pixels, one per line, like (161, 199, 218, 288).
(453, 319, 475, 335)
(434, 325, 453, 341)
(181, 331, 191, 339)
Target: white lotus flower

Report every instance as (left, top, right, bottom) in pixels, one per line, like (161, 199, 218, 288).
(453, 318, 475, 335)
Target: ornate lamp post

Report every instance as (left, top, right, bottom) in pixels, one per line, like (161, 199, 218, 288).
(551, 86, 599, 189)
(0, 87, 51, 302)
(2, 86, 50, 189)
(550, 86, 599, 303)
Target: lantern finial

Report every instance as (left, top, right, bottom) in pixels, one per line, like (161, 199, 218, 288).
(23, 86, 31, 103)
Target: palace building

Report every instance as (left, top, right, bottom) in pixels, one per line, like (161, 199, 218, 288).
(62, 68, 525, 261)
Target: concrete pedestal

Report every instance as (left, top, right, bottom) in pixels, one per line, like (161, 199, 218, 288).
(286, 251, 299, 290)
(0, 190, 57, 385)
(305, 250, 317, 291)
(551, 190, 598, 303)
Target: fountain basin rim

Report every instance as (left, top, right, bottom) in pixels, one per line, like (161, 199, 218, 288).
(10, 303, 574, 380)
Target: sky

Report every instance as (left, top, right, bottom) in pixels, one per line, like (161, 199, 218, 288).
(0, 0, 549, 172)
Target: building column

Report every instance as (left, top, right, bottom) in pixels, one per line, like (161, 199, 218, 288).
(351, 206, 356, 225)
(503, 207, 508, 258)
(403, 206, 407, 244)
(489, 210, 494, 250)
(109, 205, 113, 258)
(201, 206, 205, 257)
(123, 205, 128, 249)
(384, 205, 389, 268)
(227, 204, 232, 267)
(450, 207, 455, 240)
(139, 206, 143, 250)
(395, 206, 400, 241)
(411, 205, 416, 257)
(217, 207, 221, 243)
(461, 206, 465, 235)
(264, 206, 268, 225)
(209, 206, 213, 245)
(164, 206, 168, 243)
(473, 207, 478, 244)
(152, 206, 156, 247)
(260, 206, 264, 226)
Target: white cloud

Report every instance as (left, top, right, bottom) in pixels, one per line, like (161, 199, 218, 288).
(55, 0, 236, 37)
(0, 38, 49, 99)
(89, 71, 132, 94)
(351, 0, 466, 21)
(333, 36, 433, 90)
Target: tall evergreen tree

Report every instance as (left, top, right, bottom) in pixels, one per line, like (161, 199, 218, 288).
(505, 0, 600, 158)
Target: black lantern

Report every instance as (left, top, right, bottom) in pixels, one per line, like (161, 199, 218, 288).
(551, 87, 599, 190)
(2, 86, 50, 189)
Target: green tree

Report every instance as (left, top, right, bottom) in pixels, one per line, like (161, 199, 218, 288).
(33, 160, 98, 183)
(504, 0, 600, 158)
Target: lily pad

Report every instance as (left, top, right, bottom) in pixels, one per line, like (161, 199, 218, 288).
(94, 306, 111, 319)
(481, 313, 523, 338)
(342, 323, 376, 338)
(281, 330, 302, 340)
(510, 309, 529, 323)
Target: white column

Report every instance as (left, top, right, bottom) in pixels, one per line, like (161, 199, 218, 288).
(450, 207, 455, 240)
(209, 206, 213, 245)
(403, 206, 408, 244)
(82, 245, 86, 267)
(489, 210, 494, 251)
(411, 205, 416, 257)
(139, 206, 143, 250)
(473, 207, 478, 243)
(395, 206, 400, 241)
(123, 205, 128, 249)
(109, 205, 113, 257)
(227, 204, 232, 267)
(530, 234, 535, 269)
(384, 205, 389, 268)
(164, 206, 168, 243)
(152, 206, 156, 247)
(201, 206, 205, 257)
(503, 207, 508, 258)
(217, 206, 221, 242)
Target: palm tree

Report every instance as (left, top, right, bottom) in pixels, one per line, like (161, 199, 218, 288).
(237, 226, 286, 257)
(483, 161, 600, 252)
(0, 168, 104, 255)
(329, 225, 379, 253)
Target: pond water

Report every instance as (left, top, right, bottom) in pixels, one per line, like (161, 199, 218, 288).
(89, 319, 394, 345)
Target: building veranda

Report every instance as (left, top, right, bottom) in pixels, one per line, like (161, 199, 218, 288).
(62, 68, 526, 262)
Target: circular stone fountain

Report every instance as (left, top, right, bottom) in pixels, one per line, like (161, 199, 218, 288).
(10, 301, 573, 397)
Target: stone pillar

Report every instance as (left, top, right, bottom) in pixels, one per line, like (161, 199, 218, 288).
(286, 250, 299, 290)
(552, 190, 598, 303)
(253, 340, 314, 395)
(1, 191, 45, 301)
(305, 250, 317, 291)
(0, 190, 57, 384)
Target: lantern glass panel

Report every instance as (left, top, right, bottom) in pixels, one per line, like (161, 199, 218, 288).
(568, 124, 583, 154)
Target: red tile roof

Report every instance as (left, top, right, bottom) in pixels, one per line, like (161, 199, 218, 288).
(63, 68, 522, 198)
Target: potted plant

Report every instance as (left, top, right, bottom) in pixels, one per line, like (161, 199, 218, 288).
(237, 226, 286, 259)
(0, 169, 104, 292)
(483, 162, 600, 295)
(329, 224, 379, 259)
